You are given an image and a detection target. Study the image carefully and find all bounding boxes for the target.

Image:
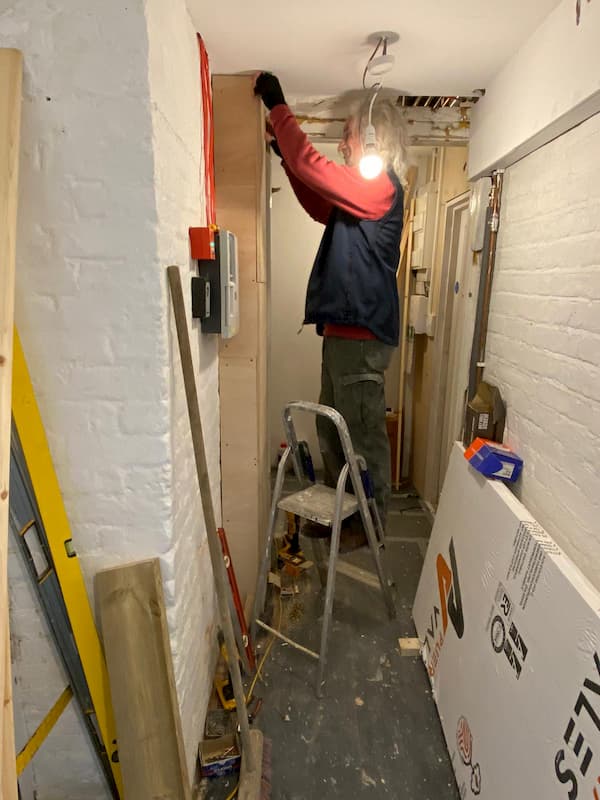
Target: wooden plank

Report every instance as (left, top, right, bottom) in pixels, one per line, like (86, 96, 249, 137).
(167, 265, 257, 776)
(390, 168, 417, 489)
(398, 637, 421, 657)
(394, 200, 415, 488)
(0, 48, 22, 800)
(95, 559, 191, 800)
(3, 621, 17, 800)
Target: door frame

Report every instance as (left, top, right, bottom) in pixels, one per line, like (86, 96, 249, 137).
(438, 204, 473, 496)
(422, 191, 471, 505)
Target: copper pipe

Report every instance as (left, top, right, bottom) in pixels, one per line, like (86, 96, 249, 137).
(475, 170, 505, 386)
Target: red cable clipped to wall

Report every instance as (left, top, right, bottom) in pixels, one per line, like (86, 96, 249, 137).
(189, 35, 217, 260)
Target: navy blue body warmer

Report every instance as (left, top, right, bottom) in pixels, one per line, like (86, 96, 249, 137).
(303, 171, 404, 347)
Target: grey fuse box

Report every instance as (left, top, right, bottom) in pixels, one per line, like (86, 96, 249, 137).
(192, 229, 239, 338)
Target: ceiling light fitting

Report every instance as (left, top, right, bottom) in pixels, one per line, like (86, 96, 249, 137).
(359, 31, 398, 180)
(363, 31, 399, 88)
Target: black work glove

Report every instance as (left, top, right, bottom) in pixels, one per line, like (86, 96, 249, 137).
(254, 72, 286, 110)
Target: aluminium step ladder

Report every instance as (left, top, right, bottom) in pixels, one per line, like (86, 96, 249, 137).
(252, 401, 396, 697)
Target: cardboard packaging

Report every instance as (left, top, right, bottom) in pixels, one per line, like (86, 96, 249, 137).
(464, 438, 523, 482)
(463, 381, 506, 447)
(199, 733, 241, 779)
(413, 444, 600, 799)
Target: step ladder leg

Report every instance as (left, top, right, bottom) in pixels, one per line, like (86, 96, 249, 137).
(315, 465, 348, 697)
(251, 448, 291, 643)
(350, 456, 396, 619)
(369, 498, 387, 548)
(357, 495, 396, 619)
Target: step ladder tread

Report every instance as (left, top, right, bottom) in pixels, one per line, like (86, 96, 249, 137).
(278, 484, 358, 526)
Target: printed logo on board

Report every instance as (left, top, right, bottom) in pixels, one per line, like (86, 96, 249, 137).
(554, 651, 600, 799)
(456, 716, 481, 796)
(486, 583, 528, 679)
(423, 538, 464, 678)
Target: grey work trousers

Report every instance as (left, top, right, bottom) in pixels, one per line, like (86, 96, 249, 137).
(316, 337, 394, 524)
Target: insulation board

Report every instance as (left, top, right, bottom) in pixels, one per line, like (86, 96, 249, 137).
(413, 443, 600, 799)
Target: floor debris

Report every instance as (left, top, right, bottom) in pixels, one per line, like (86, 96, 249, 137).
(361, 769, 377, 787)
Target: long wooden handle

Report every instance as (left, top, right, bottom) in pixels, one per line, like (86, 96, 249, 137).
(0, 48, 23, 800)
(166, 266, 256, 773)
(395, 200, 415, 488)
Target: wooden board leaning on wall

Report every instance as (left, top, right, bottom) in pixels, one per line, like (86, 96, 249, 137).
(0, 48, 23, 800)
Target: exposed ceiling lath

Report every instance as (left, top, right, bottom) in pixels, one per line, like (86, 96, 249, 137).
(398, 93, 484, 109)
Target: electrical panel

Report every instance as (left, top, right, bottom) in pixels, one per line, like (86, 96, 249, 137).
(411, 182, 438, 276)
(192, 229, 239, 338)
(470, 178, 491, 252)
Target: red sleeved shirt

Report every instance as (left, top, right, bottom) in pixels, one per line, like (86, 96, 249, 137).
(270, 105, 396, 341)
(269, 104, 395, 223)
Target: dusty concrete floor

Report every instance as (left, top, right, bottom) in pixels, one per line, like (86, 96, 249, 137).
(203, 480, 459, 799)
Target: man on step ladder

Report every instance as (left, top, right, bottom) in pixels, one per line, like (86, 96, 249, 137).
(254, 72, 408, 544)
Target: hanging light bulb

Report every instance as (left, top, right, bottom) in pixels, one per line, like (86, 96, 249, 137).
(359, 124, 383, 179)
(359, 86, 383, 180)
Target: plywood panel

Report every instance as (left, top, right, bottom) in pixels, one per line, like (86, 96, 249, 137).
(219, 360, 259, 448)
(219, 357, 260, 594)
(216, 185, 259, 259)
(0, 49, 22, 800)
(95, 559, 191, 800)
(220, 286, 260, 359)
(213, 75, 269, 598)
(213, 79, 261, 186)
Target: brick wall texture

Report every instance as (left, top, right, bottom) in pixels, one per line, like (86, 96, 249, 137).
(2, 0, 218, 795)
(485, 111, 600, 591)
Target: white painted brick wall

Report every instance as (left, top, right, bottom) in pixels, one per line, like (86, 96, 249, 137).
(8, 540, 105, 798)
(485, 111, 600, 590)
(2, 0, 218, 794)
(145, 0, 219, 778)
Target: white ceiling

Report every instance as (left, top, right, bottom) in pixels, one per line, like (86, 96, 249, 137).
(189, 0, 562, 99)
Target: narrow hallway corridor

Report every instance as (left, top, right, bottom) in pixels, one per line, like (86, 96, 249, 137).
(205, 483, 458, 799)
